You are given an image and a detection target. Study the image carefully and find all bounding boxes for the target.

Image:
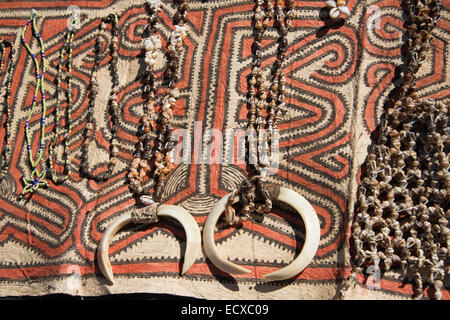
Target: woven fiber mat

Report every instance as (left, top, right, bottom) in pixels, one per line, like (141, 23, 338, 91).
(0, 0, 448, 300)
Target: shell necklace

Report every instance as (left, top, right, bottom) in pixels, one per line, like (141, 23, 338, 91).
(97, 0, 201, 284)
(202, 0, 321, 281)
(48, 23, 78, 184)
(80, 14, 121, 182)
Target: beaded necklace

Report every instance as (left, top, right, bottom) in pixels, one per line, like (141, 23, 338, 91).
(129, 0, 188, 205)
(48, 28, 76, 184)
(0, 39, 16, 181)
(20, 10, 49, 197)
(80, 14, 120, 182)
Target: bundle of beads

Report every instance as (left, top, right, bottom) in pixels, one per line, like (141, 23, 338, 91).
(0, 40, 7, 73)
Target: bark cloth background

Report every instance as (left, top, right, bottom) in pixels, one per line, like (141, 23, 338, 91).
(0, 0, 448, 299)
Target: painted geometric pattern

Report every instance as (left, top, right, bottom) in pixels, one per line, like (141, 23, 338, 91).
(0, 0, 448, 299)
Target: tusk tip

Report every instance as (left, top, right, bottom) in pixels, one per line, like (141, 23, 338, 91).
(98, 260, 116, 284)
(103, 270, 116, 285)
(260, 273, 290, 281)
(181, 265, 190, 275)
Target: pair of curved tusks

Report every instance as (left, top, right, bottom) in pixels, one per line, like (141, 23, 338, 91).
(98, 186, 320, 283)
(203, 185, 321, 281)
(97, 204, 201, 284)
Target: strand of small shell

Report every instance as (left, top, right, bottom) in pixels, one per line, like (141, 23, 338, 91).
(223, 0, 272, 226)
(152, 19, 187, 201)
(224, 0, 295, 225)
(130, 0, 188, 206)
(80, 14, 120, 182)
(48, 29, 75, 184)
(129, 0, 163, 197)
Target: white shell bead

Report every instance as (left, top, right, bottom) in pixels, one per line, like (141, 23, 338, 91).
(145, 57, 155, 65)
(146, 0, 163, 10)
(152, 37, 162, 47)
(139, 195, 154, 206)
(143, 39, 154, 51)
(330, 7, 340, 19)
(325, 0, 337, 8)
(170, 88, 180, 98)
(339, 6, 351, 17)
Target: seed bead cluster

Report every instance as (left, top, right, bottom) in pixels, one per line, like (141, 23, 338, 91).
(0, 40, 16, 181)
(48, 29, 76, 184)
(129, 0, 188, 204)
(80, 14, 121, 182)
(20, 10, 49, 197)
(225, 0, 294, 225)
(340, 0, 448, 300)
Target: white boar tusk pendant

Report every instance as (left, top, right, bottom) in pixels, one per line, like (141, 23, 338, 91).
(97, 204, 201, 284)
(202, 185, 321, 281)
